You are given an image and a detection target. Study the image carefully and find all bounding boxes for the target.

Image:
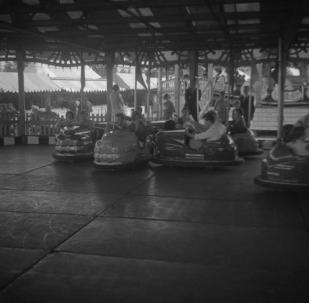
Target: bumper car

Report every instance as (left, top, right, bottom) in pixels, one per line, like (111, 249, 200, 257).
(230, 129, 263, 156)
(254, 142, 309, 191)
(152, 130, 243, 167)
(151, 120, 166, 130)
(93, 125, 152, 170)
(53, 125, 94, 161)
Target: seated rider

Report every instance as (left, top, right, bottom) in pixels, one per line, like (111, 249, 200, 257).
(164, 119, 177, 130)
(131, 110, 152, 143)
(228, 108, 247, 135)
(177, 106, 196, 129)
(115, 113, 133, 130)
(185, 110, 226, 150)
(114, 112, 152, 148)
(55, 110, 75, 132)
(286, 126, 309, 157)
(78, 110, 94, 129)
(282, 124, 294, 144)
(294, 111, 309, 141)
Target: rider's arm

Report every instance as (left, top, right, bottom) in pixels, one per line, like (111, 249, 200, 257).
(194, 128, 213, 140)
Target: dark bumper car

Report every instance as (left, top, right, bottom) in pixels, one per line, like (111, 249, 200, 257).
(152, 130, 243, 167)
(254, 142, 309, 191)
(53, 125, 94, 161)
(151, 120, 166, 130)
(230, 129, 263, 156)
(93, 128, 152, 170)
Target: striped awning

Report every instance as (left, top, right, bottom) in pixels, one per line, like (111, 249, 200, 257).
(0, 72, 60, 92)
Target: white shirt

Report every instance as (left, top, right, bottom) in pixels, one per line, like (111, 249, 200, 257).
(287, 140, 309, 157)
(194, 120, 226, 141)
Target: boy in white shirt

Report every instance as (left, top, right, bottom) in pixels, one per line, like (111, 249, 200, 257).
(186, 110, 226, 150)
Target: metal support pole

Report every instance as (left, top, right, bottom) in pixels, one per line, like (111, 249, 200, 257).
(17, 49, 25, 137)
(189, 50, 198, 120)
(80, 54, 85, 112)
(248, 62, 255, 127)
(105, 50, 115, 122)
(146, 64, 151, 119)
(226, 53, 235, 124)
(157, 67, 162, 119)
(134, 65, 137, 110)
(228, 52, 234, 96)
(196, 78, 200, 119)
(134, 52, 138, 110)
(189, 50, 197, 90)
(174, 62, 180, 117)
(277, 37, 285, 140)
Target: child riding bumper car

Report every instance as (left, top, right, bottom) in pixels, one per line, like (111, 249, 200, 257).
(230, 129, 263, 156)
(254, 125, 309, 191)
(93, 114, 153, 169)
(93, 128, 152, 169)
(228, 108, 262, 156)
(152, 111, 243, 168)
(53, 125, 94, 161)
(152, 130, 243, 167)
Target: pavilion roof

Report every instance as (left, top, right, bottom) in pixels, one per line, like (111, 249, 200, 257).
(0, 0, 308, 67)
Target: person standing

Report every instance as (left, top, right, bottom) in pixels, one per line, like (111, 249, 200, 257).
(163, 93, 175, 120)
(240, 86, 255, 127)
(213, 91, 228, 124)
(110, 84, 125, 122)
(184, 86, 201, 121)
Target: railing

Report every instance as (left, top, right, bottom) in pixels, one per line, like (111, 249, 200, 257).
(25, 113, 59, 136)
(0, 110, 163, 138)
(90, 113, 106, 123)
(0, 112, 19, 137)
(25, 113, 107, 136)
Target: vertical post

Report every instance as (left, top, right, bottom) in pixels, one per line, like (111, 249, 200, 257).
(146, 63, 151, 119)
(189, 50, 198, 120)
(248, 62, 255, 127)
(165, 66, 168, 117)
(157, 67, 162, 120)
(134, 65, 137, 109)
(196, 77, 200, 119)
(189, 50, 197, 90)
(228, 52, 234, 96)
(277, 37, 285, 140)
(17, 49, 25, 137)
(134, 52, 138, 110)
(174, 62, 180, 117)
(80, 54, 85, 112)
(227, 52, 235, 124)
(105, 50, 115, 122)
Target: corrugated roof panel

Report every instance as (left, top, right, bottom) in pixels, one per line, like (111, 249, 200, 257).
(32, 13, 50, 20)
(67, 11, 83, 19)
(139, 8, 153, 17)
(238, 19, 260, 25)
(236, 2, 260, 12)
(129, 23, 147, 29)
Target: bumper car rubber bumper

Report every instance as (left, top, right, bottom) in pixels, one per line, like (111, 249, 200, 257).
(93, 159, 148, 170)
(254, 175, 309, 191)
(238, 148, 263, 157)
(53, 152, 93, 161)
(152, 156, 244, 167)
